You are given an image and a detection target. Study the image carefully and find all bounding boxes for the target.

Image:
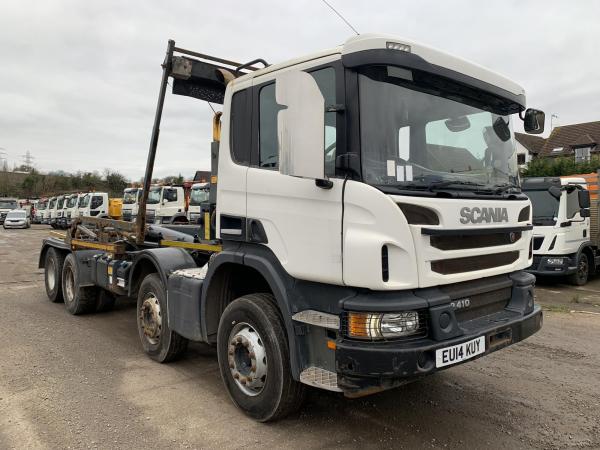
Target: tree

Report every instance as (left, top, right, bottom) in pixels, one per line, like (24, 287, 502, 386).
(104, 170, 128, 197)
(523, 156, 600, 177)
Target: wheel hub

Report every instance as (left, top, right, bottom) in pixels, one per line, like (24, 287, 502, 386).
(140, 293, 162, 345)
(228, 323, 267, 396)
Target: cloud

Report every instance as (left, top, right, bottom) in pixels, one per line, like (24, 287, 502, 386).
(0, 0, 598, 180)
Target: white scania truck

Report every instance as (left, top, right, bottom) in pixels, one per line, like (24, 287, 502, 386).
(523, 176, 598, 285)
(39, 35, 545, 421)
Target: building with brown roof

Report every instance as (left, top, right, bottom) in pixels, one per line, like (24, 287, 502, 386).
(515, 132, 546, 168)
(537, 120, 600, 162)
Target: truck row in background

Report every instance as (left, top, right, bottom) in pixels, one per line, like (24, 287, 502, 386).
(28, 182, 209, 229)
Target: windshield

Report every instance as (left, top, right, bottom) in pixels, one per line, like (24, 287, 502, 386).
(147, 187, 161, 204)
(38, 202, 47, 210)
(190, 187, 209, 206)
(524, 189, 559, 225)
(49, 199, 56, 209)
(57, 198, 65, 209)
(66, 196, 77, 208)
(78, 194, 90, 208)
(358, 66, 519, 193)
(7, 210, 26, 218)
(0, 200, 17, 209)
(123, 189, 140, 204)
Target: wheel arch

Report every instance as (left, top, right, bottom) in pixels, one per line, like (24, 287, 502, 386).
(128, 247, 197, 298)
(38, 238, 71, 268)
(201, 245, 302, 378)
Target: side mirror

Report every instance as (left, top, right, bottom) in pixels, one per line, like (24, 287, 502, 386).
(580, 208, 591, 218)
(524, 109, 545, 134)
(548, 186, 562, 200)
(276, 70, 325, 180)
(579, 189, 591, 208)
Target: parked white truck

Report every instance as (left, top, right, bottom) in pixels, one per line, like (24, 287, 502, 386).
(0, 197, 19, 225)
(188, 182, 209, 224)
(49, 195, 65, 229)
(39, 35, 545, 421)
(523, 176, 597, 285)
(77, 192, 109, 218)
(122, 187, 142, 222)
(146, 185, 187, 224)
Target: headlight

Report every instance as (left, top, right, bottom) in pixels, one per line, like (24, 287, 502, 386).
(347, 311, 421, 340)
(546, 257, 564, 265)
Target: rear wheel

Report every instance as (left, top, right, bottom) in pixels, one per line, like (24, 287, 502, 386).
(569, 252, 589, 286)
(44, 248, 66, 303)
(137, 273, 188, 362)
(217, 293, 306, 422)
(62, 253, 99, 315)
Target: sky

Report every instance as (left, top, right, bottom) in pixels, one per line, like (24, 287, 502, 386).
(1, 0, 599, 181)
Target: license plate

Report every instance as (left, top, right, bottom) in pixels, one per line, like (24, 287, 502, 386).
(435, 336, 486, 368)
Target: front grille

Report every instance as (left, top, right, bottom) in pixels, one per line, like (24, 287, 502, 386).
(431, 251, 520, 275)
(454, 287, 511, 322)
(430, 231, 521, 250)
(122, 210, 132, 221)
(340, 310, 429, 341)
(533, 237, 544, 250)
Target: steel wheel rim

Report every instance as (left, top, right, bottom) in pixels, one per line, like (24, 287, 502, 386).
(228, 322, 267, 396)
(140, 292, 162, 345)
(64, 266, 75, 303)
(47, 258, 56, 291)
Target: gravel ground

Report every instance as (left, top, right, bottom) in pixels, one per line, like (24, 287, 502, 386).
(0, 225, 599, 449)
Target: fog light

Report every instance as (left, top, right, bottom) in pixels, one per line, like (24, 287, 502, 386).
(347, 311, 420, 340)
(546, 257, 564, 265)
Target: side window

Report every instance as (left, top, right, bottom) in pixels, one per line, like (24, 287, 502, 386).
(230, 89, 251, 165)
(257, 67, 337, 173)
(566, 189, 580, 219)
(91, 196, 103, 209)
(259, 83, 279, 168)
(164, 189, 178, 202)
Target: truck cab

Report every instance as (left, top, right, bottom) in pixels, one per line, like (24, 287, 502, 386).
(50, 195, 65, 228)
(188, 182, 209, 224)
(122, 187, 142, 222)
(78, 192, 108, 218)
(0, 198, 18, 225)
(146, 185, 186, 224)
(523, 176, 596, 285)
(34, 199, 48, 224)
(64, 194, 80, 227)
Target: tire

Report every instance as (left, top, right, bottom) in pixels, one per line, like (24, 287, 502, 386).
(96, 289, 116, 313)
(137, 273, 188, 362)
(62, 253, 99, 315)
(217, 293, 306, 422)
(568, 252, 589, 286)
(44, 248, 66, 303)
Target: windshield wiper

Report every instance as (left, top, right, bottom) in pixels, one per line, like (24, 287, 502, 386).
(427, 180, 487, 191)
(493, 183, 521, 194)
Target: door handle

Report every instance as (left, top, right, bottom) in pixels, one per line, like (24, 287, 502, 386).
(315, 178, 333, 189)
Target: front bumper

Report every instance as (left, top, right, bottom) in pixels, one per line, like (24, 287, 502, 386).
(527, 254, 577, 276)
(332, 271, 541, 395)
(3, 221, 27, 229)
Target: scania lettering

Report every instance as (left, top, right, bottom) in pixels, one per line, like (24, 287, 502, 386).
(39, 35, 544, 421)
(460, 206, 509, 224)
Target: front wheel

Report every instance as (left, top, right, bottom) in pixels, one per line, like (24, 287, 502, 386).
(136, 273, 188, 362)
(569, 252, 589, 286)
(217, 293, 306, 422)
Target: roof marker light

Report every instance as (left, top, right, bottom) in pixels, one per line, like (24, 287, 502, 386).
(386, 42, 411, 52)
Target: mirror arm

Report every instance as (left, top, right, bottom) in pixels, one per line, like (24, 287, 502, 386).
(315, 178, 334, 189)
(518, 109, 525, 121)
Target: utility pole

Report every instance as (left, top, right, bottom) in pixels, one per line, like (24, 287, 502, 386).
(550, 114, 559, 132)
(21, 150, 34, 172)
(0, 147, 8, 172)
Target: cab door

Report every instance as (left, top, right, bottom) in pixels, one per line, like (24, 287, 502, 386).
(564, 188, 589, 251)
(245, 61, 344, 285)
